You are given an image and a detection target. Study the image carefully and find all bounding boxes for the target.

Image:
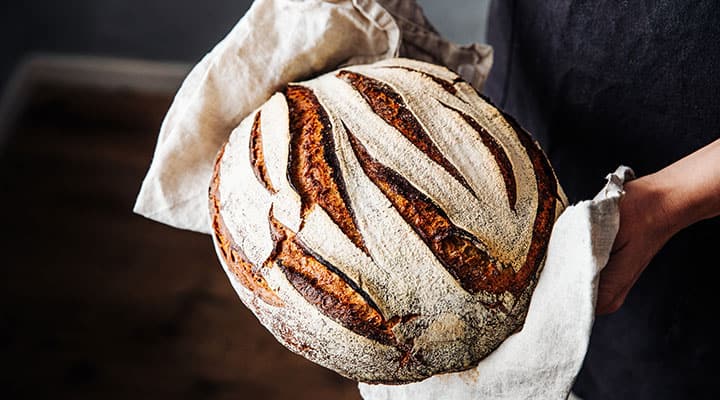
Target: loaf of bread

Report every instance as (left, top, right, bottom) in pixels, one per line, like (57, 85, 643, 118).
(209, 58, 567, 384)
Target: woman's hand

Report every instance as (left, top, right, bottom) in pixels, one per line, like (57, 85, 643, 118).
(596, 139, 720, 315)
(595, 177, 675, 314)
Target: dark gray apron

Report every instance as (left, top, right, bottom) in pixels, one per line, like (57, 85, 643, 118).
(484, 1, 720, 399)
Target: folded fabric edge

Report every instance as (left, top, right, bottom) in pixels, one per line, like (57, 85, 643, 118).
(133, 191, 213, 235)
(588, 165, 634, 273)
(378, 0, 494, 90)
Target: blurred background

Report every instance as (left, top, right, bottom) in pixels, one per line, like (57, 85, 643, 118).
(0, 1, 490, 399)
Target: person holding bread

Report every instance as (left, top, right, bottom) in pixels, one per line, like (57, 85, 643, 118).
(484, 1, 720, 398)
(139, 0, 717, 396)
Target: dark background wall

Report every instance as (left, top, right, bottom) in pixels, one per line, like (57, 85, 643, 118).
(0, 1, 489, 94)
(0, 1, 255, 93)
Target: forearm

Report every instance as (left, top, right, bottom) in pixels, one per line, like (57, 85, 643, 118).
(634, 138, 720, 236)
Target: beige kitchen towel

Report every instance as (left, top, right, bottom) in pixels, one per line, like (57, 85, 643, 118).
(133, 0, 492, 233)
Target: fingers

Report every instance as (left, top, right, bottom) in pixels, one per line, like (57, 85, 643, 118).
(596, 275, 633, 315)
(595, 241, 654, 315)
(595, 258, 628, 315)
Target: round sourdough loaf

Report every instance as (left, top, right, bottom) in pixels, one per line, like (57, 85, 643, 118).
(209, 57, 567, 384)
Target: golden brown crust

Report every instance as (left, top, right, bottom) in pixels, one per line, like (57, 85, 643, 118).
(266, 207, 398, 346)
(209, 144, 283, 307)
(337, 70, 476, 197)
(346, 126, 513, 297)
(503, 113, 559, 294)
(284, 84, 369, 254)
(384, 65, 461, 94)
(249, 110, 277, 194)
(440, 101, 518, 211)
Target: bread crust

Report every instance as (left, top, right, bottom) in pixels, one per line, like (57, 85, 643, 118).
(209, 58, 566, 383)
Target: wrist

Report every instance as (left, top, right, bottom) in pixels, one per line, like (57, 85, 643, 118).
(642, 139, 720, 231)
(622, 174, 680, 242)
(637, 168, 715, 236)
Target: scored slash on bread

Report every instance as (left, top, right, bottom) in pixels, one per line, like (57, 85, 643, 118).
(209, 58, 567, 383)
